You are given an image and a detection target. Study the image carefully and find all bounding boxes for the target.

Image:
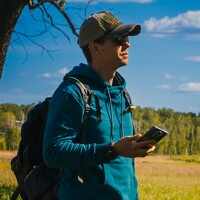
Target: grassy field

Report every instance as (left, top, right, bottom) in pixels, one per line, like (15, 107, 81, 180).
(0, 151, 200, 200)
(0, 151, 18, 200)
(136, 155, 200, 200)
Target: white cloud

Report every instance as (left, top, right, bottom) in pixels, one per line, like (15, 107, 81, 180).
(68, 0, 154, 3)
(185, 33, 200, 41)
(179, 76, 189, 81)
(143, 10, 200, 38)
(164, 73, 174, 80)
(177, 82, 200, 93)
(18, 71, 29, 77)
(0, 93, 48, 104)
(58, 68, 68, 76)
(184, 56, 200, 63)
(158, 84, 170, 89)
(9, 88, 24, 94)
(39, 73, 52, 78)
(38, 67, 69, 78)
(188, 106, 199, 113)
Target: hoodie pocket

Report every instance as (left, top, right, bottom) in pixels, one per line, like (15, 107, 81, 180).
(102, 160, 138, 199)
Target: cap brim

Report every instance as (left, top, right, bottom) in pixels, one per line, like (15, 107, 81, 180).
(106, 24, 141, 37)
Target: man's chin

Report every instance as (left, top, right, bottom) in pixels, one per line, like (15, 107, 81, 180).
(118, 63, 128, 69)
(121, 60, 128, 66)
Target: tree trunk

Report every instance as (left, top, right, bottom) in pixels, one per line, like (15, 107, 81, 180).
(0, 0, 27, 78)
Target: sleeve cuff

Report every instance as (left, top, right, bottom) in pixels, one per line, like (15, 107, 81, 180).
(94, 143, 117, 164)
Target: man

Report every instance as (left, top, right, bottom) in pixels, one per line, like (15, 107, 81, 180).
(43, 11, 155, 200)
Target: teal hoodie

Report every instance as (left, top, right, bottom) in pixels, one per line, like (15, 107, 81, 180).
(43, 63, 138, 200)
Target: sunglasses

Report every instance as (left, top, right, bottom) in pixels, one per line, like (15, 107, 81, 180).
(104, 36, 129, 46)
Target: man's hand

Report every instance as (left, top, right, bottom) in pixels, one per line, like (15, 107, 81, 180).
(112, 134, 156, 158)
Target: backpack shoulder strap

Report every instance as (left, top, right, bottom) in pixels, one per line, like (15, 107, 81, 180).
(123, 89, 132, 106)
(67, 76, 102, 122)
(66, 76, 91, 116)
(65, 76, 92, 143)
(123, 90, 137, 115)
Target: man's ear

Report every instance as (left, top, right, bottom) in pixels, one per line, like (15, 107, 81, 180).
(88, 42, 100, 56)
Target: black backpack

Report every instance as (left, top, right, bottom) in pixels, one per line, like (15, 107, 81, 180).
(10, 77, 100, 200)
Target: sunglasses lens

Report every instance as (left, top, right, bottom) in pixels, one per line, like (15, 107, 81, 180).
(115, 37, 127, 46)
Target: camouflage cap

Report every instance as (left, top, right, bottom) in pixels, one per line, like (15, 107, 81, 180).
(78, 11, 141, 48)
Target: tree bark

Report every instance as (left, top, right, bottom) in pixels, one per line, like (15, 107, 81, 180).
(0, 0, 27, 77)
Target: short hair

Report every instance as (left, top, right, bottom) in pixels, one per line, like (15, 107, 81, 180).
(81, 37, 105, 64)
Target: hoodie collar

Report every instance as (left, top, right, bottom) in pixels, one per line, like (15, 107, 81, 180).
(64, 63, 126, 90)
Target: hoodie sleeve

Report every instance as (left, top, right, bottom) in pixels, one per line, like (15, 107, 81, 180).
(43, 83, 109, 169)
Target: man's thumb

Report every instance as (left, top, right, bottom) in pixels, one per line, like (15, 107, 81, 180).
(126, 134, 141, 142)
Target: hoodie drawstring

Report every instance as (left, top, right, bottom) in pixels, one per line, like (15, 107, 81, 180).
(107, 87, 114, 141)
(107, 87, 125, 141)
(120, 89, 124, 138)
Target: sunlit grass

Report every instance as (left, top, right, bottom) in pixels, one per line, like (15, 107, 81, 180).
(0, 152, 17, 185)
(0, 152, 200, 200)
(135, 155, 200, 200)
(138, 183, 200, 200)
(0, 151, 18, 200)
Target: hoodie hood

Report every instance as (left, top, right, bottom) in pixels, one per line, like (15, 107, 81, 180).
(63, 63, 126, 90)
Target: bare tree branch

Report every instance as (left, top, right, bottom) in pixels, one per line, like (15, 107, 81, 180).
(42, 4, 71, 41)
(48, 0, 79, 37)
(0, 0, 95, 78)
(27, 0, 79, 37)
(14, 30, 56, 60)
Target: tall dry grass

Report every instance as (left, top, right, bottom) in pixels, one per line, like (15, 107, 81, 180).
(0, 152, 200, 200)
(0, 151, 17, 185)
(135, 155, 200, 200)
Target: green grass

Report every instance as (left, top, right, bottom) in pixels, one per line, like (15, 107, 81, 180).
(136, 155, 200, 200)
(138, 183, 200, 200)
(0, 183, 17, 200)
(0, 152, 200, 199)
(0, 151, 20, 199)
(170, 155, 200, 164)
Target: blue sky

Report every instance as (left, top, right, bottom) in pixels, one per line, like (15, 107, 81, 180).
(0, 0, 200, 114)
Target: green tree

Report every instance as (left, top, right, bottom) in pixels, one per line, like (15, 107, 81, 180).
(5, 127, 20, 150)
(0, 132, 6, 150)
(0, 103, 22, 120)
(0, 111, 20, 150)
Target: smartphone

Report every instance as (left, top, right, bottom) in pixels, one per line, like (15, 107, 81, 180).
(137, 126, 168, 143)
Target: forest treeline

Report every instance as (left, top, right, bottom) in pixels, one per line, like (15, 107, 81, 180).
(0, 103, 200, 155)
